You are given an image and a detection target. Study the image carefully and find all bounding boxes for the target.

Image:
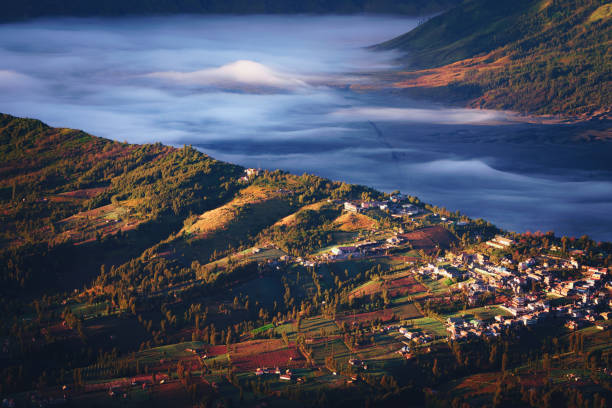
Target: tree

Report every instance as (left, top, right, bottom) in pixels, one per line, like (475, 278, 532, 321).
(432, 358, 440, 379)
(501, 351, 509, 373)
(225, 327, 234, 346)
(382, 288, 390, 307)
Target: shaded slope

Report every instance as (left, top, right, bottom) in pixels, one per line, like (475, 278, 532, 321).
(0, 113, 242, 293)
(380, 0, 536, 69)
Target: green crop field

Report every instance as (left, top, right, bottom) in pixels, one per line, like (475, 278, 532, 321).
(391, 300, 423, 320)
(300, 316, 340, 337)
(411, 316, 447, 337)
(448, 305, 513, 321)
(309, 338, 352, 367)
(422, 277, 453, 295)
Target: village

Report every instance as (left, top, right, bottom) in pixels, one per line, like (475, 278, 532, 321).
(5, 181, 611, 407)
(244, 193, 612, 362)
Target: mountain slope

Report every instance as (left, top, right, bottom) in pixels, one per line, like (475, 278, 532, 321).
(0, 114, 380, 296)
(379, 0, 612, 117)
(0, 113, 243, 293)
(2, 0, 460, 21)
(2, 114, 611, 408)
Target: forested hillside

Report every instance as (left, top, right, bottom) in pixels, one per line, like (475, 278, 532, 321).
(2, 0, 460, 21)
(0, 113, 244, 294)
(1, 114, 610, 408)
(380, 0, 612, 116)
(0, 114, 378, 297)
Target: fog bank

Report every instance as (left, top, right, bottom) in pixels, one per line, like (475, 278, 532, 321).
(1, 15, 611, 240)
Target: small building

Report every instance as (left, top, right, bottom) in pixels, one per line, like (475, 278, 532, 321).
(331, 246, 357, 256)
(344, 202, 360, 213)
(279, 370, 293, 381)
(486, 235, 515, 249)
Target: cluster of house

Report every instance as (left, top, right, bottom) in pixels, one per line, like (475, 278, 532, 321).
(398, 326, 433, 344)
(485, 235, 515, 250)
(446, 316, 498, 340)
(446, 300, 553, 341)
(325, 232, 422, 260)
(436, 242, 612, 340)
(377, 324, 435, 357)
(327, 241, 381, 260)
(550, 266, 609, 297)
(443, 248, 586, 296)
(238, 168, 260, 183)
(185, 346, 208, 359)
(343, 197, 420, 218)
(348, 358, 368, 370)
(499, 296, 550, 320)
(418, 263, 468, 280)
(255, 367, 294, 381)
(557, 286, 612, 330)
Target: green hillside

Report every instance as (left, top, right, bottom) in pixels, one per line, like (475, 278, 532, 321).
(380, 0, 612, 116)
(379, 0, 537, 68)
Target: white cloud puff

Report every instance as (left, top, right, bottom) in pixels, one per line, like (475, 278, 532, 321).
(147, 60, 309, 90)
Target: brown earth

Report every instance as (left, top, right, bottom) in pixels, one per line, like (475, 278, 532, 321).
(333, 212, 378, 232)
(229, 339, 303, 371)
(401, 226, 457, 252)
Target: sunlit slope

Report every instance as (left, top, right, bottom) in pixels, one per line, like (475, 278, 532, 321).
(380, 0, 611, 116)
(379, 0, 537, 69)
(163, 184, 296, 264)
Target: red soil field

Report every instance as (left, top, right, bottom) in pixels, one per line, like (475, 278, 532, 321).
(386, 275, 427, 297)
(229, 339, 303, 371)
(58, 187, 108, 199)
(205, 345, 228, 357)
(401, 226, 457, 252)
(351, 274, 426, 299)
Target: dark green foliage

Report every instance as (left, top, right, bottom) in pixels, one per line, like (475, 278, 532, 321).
(2, 0, 461, 21)
(1, 113, 610, 406)
(262, 205, 341, 256)
(379, 0, 538, 68)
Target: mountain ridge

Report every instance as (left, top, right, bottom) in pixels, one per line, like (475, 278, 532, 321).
(378, 0, 612, 117)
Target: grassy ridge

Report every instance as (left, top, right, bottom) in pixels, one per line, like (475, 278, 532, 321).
(380, 0, 537, 69)
(380, 0, 612, 116)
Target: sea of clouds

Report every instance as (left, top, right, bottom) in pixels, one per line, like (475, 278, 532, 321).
(0, 15, 611, 240)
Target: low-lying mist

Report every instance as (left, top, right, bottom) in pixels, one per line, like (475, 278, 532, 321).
(1, 15, 611, 240)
